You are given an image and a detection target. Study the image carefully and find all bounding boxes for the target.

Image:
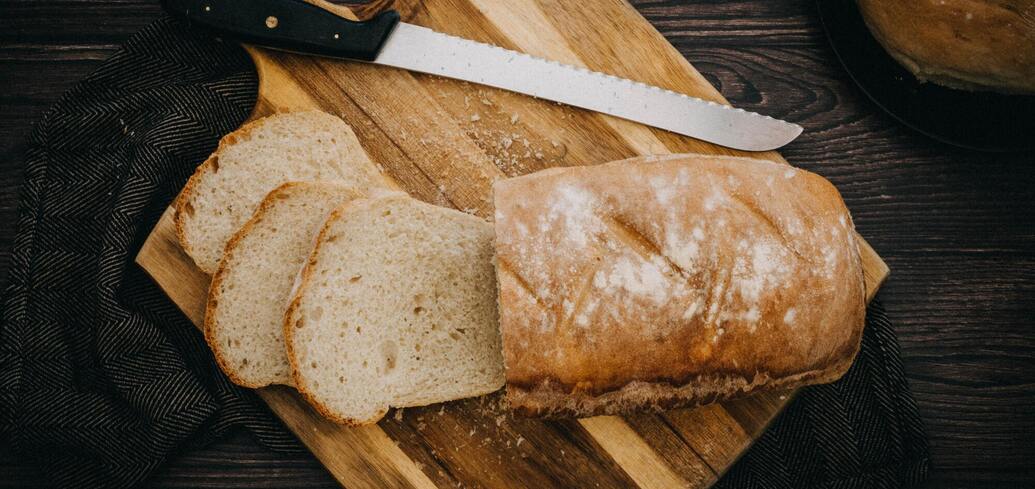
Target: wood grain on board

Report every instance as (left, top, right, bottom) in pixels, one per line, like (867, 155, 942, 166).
(134, 0, 887, 487)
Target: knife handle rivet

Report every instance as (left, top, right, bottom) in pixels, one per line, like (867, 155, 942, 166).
(265, 16, 279, 29)
(334, 33, 340, 40)
(203, 5, 211, 12)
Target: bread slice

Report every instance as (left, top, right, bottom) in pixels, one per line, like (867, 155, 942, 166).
(285, 195, 504, 425)
(205, 181, 364, 388)
(175, 111, 386, 273)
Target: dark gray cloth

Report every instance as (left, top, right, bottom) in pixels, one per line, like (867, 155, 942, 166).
(716, 302, 929, 489)
(0, 16, 928, 489)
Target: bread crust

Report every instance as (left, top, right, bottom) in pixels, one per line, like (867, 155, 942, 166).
(494, 154, 866, 418)
(283, 194, 499, 425)
(174, 114, 279, 274)
(508, 352, 854, 418)
(282, 197, 391, 426)
(856, 0, 1035, 94)
(205, 181, 362, 390)
(174, 110, 382, 274)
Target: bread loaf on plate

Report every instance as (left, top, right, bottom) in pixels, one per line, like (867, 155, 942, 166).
(175, 111, 387, 273)
(285, 195, 504, 425)
(205, 181, 363, 388)
(856, 0, 1035, 94)
(493, 154, 866, 417)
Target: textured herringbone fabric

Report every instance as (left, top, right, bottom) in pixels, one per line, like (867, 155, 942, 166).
(1, 17, 300, 489)
(1, 15, 927, 489)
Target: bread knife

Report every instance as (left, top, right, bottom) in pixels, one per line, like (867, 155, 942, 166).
(162, 0, 803, 152)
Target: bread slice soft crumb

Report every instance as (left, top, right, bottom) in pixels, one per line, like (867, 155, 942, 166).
(175, 111, 386, 273)
(285, 195, 504, 425)
(205, 181, 363, 388)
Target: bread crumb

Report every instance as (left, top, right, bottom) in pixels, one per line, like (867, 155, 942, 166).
(510, 114, 519, 124)
(470, 114, 481, 122)
(394, 408, 404, 421)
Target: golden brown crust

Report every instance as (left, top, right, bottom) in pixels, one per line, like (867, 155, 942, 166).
(281, 197, 389, 426)
(857, 0, 1035, 94)
(207, 181, 366, 390)
(174, 112, 296, 274)
(507, 347, 856, 418)
(204, 181, 319, 389)
(201, 176, 265, 389)
(494, 154, 866, 418)
(172, 153, 213, 274)
(204, 235, 250, 388)
(175, 110, 378, 274)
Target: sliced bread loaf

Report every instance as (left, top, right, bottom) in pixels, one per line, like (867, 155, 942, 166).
(284, 195, 504, 425)
(175, 111, 386, 273)
(205, 181, 364, 388)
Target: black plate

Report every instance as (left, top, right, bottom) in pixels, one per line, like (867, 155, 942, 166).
(817, 0, 1035, 152)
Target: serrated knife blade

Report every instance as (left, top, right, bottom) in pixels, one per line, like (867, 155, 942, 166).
(376, 23, 802, 152)
(162, 0, 802, 151)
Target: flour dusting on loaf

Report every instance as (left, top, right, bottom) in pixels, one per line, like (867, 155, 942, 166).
(494, 154, 866, 417)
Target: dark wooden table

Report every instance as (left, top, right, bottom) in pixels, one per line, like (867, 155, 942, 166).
(2, 1, 1032, 488)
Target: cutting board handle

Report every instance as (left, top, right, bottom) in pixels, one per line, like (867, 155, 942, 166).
(162, 0, 400, 61)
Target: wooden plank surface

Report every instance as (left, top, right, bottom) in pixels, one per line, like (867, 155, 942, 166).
(4, 2, 1034, 489)
(128, 1, 888, 487)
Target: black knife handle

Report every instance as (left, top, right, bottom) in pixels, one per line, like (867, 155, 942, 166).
(162, 0, 400, 62)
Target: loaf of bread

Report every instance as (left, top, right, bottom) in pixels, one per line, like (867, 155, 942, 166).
(205, 181, 363, 388)
(856, 0, 1035, 94)
(175, 111, 387, 273)
(285, 195, 505, 425)
(493, 154, 866, 417)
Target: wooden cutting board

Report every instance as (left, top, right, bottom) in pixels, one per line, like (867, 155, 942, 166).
(136, 0, 889, 487)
